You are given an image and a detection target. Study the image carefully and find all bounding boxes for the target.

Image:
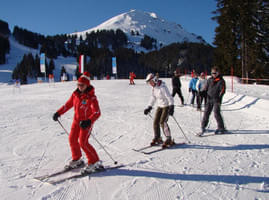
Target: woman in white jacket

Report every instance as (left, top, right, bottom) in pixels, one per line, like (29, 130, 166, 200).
(197, 72, 207, 110)
(144, 73, 175, 148)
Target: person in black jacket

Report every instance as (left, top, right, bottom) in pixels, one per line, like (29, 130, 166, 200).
(171, 70, 184, 105)
(198, 66, 226, 136)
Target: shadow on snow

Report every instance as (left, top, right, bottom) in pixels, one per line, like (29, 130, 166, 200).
(204, 129, 269, 135)
(180, 143, 269, 151)
(91, 168, 269, 192)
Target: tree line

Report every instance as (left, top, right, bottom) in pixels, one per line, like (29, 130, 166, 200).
(213, 0, 269, 80)
(7, 24, 214, 83)
(12, 53, 55, 84)
(0, 20, 10, 64)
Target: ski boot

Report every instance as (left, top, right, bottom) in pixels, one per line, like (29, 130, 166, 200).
(81, 161, 104, 174)
(64, 159, 85, 170)
(196, 127, 206, 137)
(162, 138, 175, 148)
(150, 137, 163, 146)
(215, 129, 226, 135)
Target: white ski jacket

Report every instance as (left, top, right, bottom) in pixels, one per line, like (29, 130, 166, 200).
(197, 78, 207, 92)
(148, 81, 174, 108)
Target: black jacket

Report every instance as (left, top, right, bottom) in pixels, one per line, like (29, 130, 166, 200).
(172, 76, 182, 89)
(206, 75, 226, 102)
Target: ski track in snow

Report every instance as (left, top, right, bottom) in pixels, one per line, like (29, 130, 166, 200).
(0, 79, 269, 200)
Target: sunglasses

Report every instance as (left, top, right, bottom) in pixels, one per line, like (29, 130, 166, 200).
(211, 72, 217, 75)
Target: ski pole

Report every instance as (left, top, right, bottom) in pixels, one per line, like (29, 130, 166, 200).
(91, 133, 118, 165)
(172, 116, 191, 143)
(148, 113, 153, 119)
(57, 119, 118, 165)
(57, 120, 69, 136)
(186, 92, 190, 105)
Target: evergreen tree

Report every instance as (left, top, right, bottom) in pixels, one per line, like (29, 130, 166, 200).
(48, 59, 55, 75)
(0, 35, 10, 64)
(213, 0, 269, 79)
(254, 0, 269, 78)
(0, 19, 11, 36)
(213, 0, 238, 75)
(34, 54, 42, 77)
(141, 35, 157, 50)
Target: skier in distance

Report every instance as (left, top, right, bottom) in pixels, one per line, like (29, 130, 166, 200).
(171, 69, 184, 106)
(197, 72, 207, 111)
(188, 72, 199, 107)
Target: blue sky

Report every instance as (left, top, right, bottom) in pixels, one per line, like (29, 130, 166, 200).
(0, 0, 217, 45)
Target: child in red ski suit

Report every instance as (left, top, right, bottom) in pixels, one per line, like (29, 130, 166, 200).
(53, 72, 101, 170)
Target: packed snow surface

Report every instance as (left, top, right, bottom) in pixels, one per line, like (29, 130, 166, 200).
(0, 77, 268, 200)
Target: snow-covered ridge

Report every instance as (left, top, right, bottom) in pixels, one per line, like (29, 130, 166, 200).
(72, 9, 205, 47)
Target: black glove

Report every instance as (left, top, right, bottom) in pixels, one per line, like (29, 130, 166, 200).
(189, 88, 192, 92)
(144, 106, 152, 115)
(53, 112, 60, 121)
(79, 119, 91, 129)
(168, 105, 174, 116)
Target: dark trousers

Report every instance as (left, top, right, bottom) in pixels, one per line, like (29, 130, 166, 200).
(172, 88, 184, 104)
(201, 99, 225, 130)
(190, 90, 198, 105)
(153, 107, 171, 139)
(197, 91, 207, 109)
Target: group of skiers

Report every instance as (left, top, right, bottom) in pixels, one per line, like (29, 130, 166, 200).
(188, 71, 208, 110)
(52, 66, 226, 174)
(171, 67, 226, 136)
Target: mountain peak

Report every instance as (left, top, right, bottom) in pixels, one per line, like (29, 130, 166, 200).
(72, 10, 206, 51)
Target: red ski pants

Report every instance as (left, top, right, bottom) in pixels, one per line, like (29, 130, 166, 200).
(69, 120, 99, 164)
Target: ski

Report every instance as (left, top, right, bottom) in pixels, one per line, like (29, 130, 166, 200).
(132, 144, 161, 152)
(198, 132, 231, 137)
(46, 164, 125, 185)
(141, 142, 186, 155)
(34, 163, 86, 181)
(196, 130, 231, 137)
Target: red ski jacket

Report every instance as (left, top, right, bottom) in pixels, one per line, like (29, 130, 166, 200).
(129, 72, 136, 80)
(57, 85, 101, 123)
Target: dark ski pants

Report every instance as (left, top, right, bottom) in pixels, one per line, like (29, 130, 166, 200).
(190, 90, 198, 105)
(172, 88, 184, 105)
(153, 107, 171, 139)
(201, 100, 225, 130)
(197, 91, 207, 109)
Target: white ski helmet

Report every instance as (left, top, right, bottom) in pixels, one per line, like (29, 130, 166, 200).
(145, 73, 156, 83)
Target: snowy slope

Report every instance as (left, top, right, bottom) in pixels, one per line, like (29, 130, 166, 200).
(72, 9, 205, 49)
(0, 36, 39, 83)
(0, 36, 77, 84)
(0, 77, 268, 200)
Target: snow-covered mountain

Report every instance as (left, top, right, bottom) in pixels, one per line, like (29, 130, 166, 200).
(72, 9, 206, 49)
(0, 10, 207, 83)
